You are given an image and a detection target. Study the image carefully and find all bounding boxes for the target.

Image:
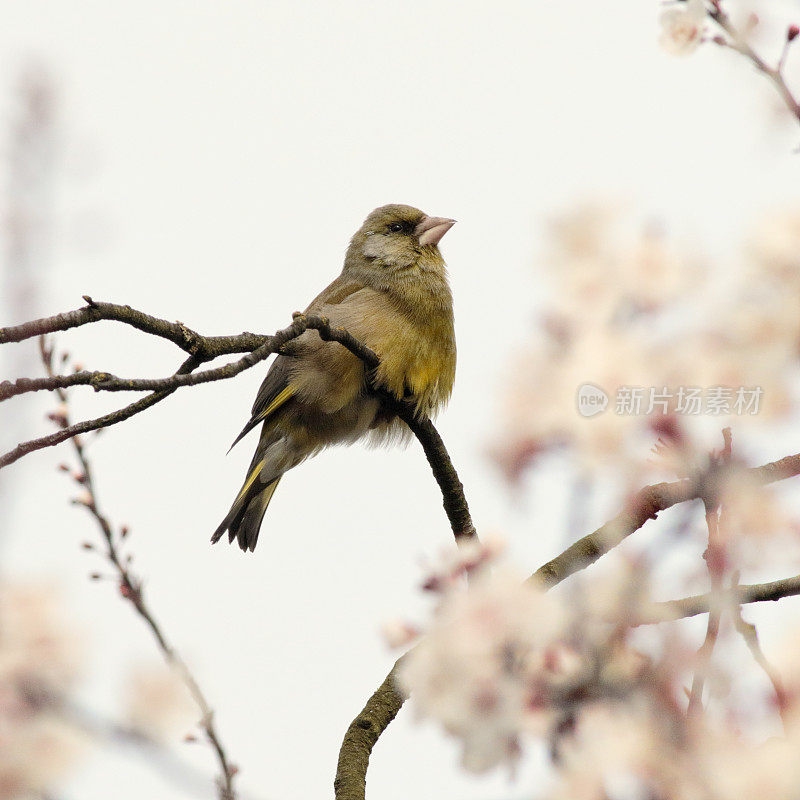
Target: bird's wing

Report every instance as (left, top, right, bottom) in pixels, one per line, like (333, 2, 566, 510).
(228, 357, 295, 450)
(229, 277, 368, 450)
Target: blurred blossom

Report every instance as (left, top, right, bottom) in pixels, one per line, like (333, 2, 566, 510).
(396, 546, 660, 774)
(659, 0, 708, 56)
(398, 544, 800, 797)
(549, 702, 800, 800)
(0, 584, 86, 797)
(748, 207, 800, 305)
(397, 559, 568, 772)
(124, 664, 194, 742)
(492, 201, 800, 481)
(720, 473, 800, 544)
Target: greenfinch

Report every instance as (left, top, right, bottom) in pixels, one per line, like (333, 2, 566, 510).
(212, 204, 457, 552)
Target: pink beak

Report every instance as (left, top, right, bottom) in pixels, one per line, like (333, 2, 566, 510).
(415, 215, 456, 247)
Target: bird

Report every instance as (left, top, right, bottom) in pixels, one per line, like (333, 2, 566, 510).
(211, 204, 457, 552)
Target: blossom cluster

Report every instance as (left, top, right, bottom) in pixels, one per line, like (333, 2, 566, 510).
(393, 541, 800, 799)
(491, 203, 800, 482)
(0, 584, 85, 797)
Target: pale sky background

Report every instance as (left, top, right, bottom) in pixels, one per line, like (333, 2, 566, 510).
(2, 1, 800, 798)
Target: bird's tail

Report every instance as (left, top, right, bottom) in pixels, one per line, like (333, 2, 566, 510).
(211, 456, 283, 552)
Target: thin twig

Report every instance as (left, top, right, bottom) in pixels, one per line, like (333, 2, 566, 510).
(686, 429, 731, 717)
(730, 586, 789, 726)
(41, 339, 238, 800)
(0, 354, 201, 469)
(709, 3, 800, 124)
(686, 508, 724, 717)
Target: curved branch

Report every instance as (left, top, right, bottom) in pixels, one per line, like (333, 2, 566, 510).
(7, 298, 472, 797)
(1, 338, 280, 400)
(1, 297, 210, 352)
(1, 306, 380, 402)
(2, 300, 478, 550)
(389, 408, 476, 542)
(0, 308, 383, 468)
(334, 662, 406, 800)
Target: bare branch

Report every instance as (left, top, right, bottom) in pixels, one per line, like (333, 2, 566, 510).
(42, 340, 238, 800)
(387, 409, 476, 542)
(3, 297, 218, 354)
(1, 300, 477, 797)
(0, 308, 380, 468)
(709, 4, 800, 125)
(530, 452, 800, 589)
(0, 353, 202, 468)
(2, 301, 477, 551)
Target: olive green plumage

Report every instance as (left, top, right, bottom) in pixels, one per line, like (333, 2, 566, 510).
(212, 204, 457, 552)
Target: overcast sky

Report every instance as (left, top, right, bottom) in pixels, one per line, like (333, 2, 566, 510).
(2, 1, 800, 798)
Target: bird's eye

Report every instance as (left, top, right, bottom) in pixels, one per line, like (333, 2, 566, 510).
(388, 222, 405, 233)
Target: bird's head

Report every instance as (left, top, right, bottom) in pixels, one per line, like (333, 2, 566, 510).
(344, 204, 456, 281)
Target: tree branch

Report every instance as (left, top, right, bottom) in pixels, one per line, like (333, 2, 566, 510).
(3, 299, 477, 551)
(0, 353, 202, 468)
(335, 451, 800, 800)
(388, 410, 476, 542)
(41, 340, 238, 799)
(0, 304, 379, 468)
(1, 298, 480, 797)
(334, 662, 406, 800)
(1, 296, 255, 356)
(639, 573, 800, 624)
(709, 3, 800, 125)
(530, 452, 800, 589)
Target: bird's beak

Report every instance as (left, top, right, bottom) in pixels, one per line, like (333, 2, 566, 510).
(415, 215, 456, 247)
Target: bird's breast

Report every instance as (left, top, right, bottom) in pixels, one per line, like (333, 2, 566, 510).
(371, 308, 456, 416)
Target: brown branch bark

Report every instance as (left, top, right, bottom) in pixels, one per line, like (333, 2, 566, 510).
(388, 410, 476, 542)
(334, 662, 406, 800)
(1, 296, 261, 356)
(0, 302, 376, 402)
(0, 298, 480, 797)
(2, 298, 477, 551)
(0, 304, 378, 467)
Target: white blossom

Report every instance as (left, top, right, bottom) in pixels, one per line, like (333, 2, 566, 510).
(659, 0, 708, 56)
